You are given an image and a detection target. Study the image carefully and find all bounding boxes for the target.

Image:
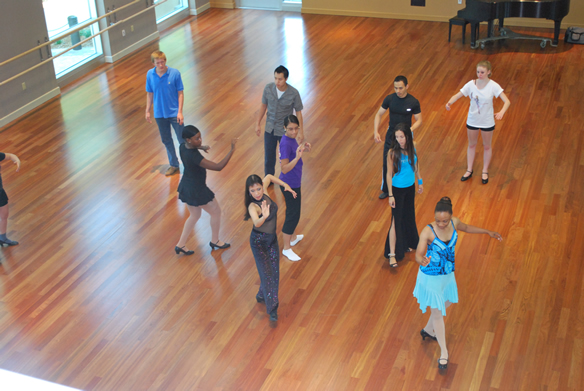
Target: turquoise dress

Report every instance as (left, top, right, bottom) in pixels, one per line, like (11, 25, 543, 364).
(413, 221, 459, 316)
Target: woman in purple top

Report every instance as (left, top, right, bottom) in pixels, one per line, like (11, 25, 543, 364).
(279, 115, 311, 262)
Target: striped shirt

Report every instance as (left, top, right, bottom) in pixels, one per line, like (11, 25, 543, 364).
(261, 83, 303, 136)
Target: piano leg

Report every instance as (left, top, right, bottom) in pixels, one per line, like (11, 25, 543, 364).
(553, 20, 561, 46)
(471, 22, 479, 48)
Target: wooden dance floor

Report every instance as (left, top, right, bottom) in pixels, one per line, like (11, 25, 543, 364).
(1, 9, 583, 390)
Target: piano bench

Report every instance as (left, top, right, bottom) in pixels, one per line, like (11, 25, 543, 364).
(449, 17, 469, 44)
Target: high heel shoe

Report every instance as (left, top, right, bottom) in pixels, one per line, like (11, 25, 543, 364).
(388, 254, 398, 268)
(438, 357, 449, 370)
(482, 172, 489, 184)
(420, 329, 437, 341)
(460, 170, 473, 182)
(175, 246, 194, 255)
(209, 241, 230, 250)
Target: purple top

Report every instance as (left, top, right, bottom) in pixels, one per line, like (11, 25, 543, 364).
(279, 135, 303, 188)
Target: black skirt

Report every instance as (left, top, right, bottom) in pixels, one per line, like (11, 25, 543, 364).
(0, 189, 8, 207)
(178, 179, 215, 207)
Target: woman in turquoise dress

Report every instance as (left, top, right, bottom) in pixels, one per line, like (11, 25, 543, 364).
(414, 197, 502, 370)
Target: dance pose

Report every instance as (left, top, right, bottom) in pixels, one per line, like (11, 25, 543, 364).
(414, 197, 502, 369)
(175, 125, 237, 255)
(373, 75, 422, 199)
(0, 152, 21, 247)
(145, 50, 185, 176)
(279, 115, 311, 262)
(384, 123, 423, 267)
(245, 174, 297, 322)
(255, 65, 304, 176)
(445, 60, 510, 184)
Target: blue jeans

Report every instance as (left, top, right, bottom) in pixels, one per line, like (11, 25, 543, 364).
(155, 117, 184, 167)
(264, 130, 282, 176)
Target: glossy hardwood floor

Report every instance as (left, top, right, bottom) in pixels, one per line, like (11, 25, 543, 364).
(1, 8, 584, 390)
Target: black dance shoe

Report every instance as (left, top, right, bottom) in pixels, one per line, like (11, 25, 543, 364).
(438, 357, 449, 370)
(482, 172, 489, 184)
(269, 310, 278, 322)
(460, 170, 473, 182)
(175, 246, 194, 255)
(379, 192, 389, 199)
(420, 329, 437, 341)
(256, 295, 265, 303)
(0, 238, 19, 246)
(209, 241, 231, 250)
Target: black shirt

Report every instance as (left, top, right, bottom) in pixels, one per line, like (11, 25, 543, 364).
(381, 93, 421, 133)
(179, 144, 206, 186)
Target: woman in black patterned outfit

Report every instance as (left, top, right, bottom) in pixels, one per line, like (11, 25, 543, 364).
(244, 174, 296, 322)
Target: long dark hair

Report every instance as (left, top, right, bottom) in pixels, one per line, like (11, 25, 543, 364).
(244, 174, 263, 220)
(390, 123, 416, 175)
(435, 197, 453, 214)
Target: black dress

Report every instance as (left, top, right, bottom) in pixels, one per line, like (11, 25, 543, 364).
(0, 153, 8, 207)
(177, 144, 215, 207)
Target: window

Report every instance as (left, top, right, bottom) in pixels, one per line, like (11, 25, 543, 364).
(154, 0, 188, 23)
(42, 0, 102, 78)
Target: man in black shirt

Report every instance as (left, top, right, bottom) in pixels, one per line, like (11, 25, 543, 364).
(373, 75, 422, 199)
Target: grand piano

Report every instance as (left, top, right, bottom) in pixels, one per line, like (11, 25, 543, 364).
(457, 0, 570, 49)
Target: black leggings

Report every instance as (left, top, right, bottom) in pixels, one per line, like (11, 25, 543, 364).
(384, 184, 419, 260)
(280, 186, 301, 235)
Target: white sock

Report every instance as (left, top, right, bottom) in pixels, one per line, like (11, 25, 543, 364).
(282, 248, 301, 261)
(290, 234, 304, 247)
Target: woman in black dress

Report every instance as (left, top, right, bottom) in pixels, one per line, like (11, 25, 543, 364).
(175, 125, 237, 255)
(244, 174, 296, 322)
(0, 152, 21, 247)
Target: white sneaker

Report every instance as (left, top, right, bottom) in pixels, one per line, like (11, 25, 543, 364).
(282, 248, 301, 261)
(290, 234, 304, 247)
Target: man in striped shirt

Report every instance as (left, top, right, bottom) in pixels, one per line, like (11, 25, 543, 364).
(255, 65, 304, 177)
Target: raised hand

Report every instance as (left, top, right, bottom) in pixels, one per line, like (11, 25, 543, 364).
(303, 142, 312, 152)
(261, 200, 270, 218)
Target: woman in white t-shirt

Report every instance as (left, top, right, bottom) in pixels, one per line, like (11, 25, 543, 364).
(445, 61, 510, 184)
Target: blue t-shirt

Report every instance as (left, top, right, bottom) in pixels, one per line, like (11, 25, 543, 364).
(392, 151, 417, 188)
(279, 135, 302, 188)
(145, 67, 184, 118)
(420, 222, 458, 276)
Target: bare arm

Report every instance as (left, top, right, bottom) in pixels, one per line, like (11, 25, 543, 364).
(445, 91, 464, 110)
(453, 216, 502, 240)
(386, 150, 395, 207)
(145, 92, 153, 123)
(4, 153, 21, 171)
(411, 112, 422, 134)
(414, 152, 423, 194)
(296, 110, 304, 144)
(255, 103, 268, 136)
(373, 106, 387, 143)
(280, 144, 304, 174)
(263, 175, 297, 198)
(415, 226, 433, 266)
(177, 90, 184, 125)
(199, 138, 238, 171)
(495, 92, 511, 120)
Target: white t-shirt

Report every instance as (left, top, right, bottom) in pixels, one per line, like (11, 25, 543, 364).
(277, 88, 285, 99)
(460, 80, 504, 128)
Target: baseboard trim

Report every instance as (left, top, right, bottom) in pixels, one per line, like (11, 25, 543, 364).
(301, 7, 574, 29)
(211, 1, 235, 9)
(105, 31, 160, 63)
(191, 3, 211, 15)
(0, 87, 61, 129)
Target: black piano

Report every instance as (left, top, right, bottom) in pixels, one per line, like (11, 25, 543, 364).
(457, 0, 570, 48)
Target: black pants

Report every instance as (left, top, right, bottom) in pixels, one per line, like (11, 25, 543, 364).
(280, 186, 301, 235)
(381, 131, 395, 194)
(384, 184, 419, 260)
(264, 130, 282, 176)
